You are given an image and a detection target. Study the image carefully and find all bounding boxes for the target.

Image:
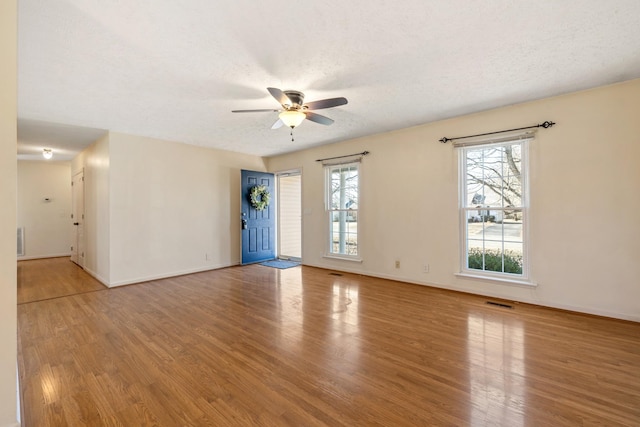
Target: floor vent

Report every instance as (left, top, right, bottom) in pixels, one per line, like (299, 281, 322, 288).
(329, 272, 343, 276)
(486, 301, 513, 309)
(17, 227, 24, 256)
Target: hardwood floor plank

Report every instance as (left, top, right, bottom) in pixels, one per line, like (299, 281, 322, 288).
(18, 258, 106, 304)
(17, 259, 640, 426)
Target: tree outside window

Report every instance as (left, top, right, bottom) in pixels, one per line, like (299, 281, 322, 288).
(327, 164, 358, 256)
(461, 140, 528, 276)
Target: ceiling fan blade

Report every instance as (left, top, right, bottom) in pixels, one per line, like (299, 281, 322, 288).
(305, 112, 334, 125)
(267, 87, 292, 106)
(303, 97, 348, 110)
(231, 109, 280, 113)
(271, 119, 284, 129)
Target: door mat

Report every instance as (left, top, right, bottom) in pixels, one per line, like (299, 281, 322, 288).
(259, 260, 300, 269)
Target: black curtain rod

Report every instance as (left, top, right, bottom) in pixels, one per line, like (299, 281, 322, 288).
(439, 121, 555, 144)
(316, 151, 370, 162)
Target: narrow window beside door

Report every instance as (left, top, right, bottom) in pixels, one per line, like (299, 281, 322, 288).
(278, 173, 302, 260)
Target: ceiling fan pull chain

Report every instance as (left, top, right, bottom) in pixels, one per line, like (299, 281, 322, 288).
(291, 129, 294, 142)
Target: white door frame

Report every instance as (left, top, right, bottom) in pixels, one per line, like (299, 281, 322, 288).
(71, 169, 85, 267)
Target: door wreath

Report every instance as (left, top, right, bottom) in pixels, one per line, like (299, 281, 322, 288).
(249, 185, 271, 211)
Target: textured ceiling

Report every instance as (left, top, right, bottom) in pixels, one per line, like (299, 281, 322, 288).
(17, 0, 640, 159)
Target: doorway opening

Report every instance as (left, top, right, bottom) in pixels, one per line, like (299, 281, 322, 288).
(277, 171, 301, 261)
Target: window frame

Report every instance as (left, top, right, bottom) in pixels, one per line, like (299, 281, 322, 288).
(324, 162, 360, 261)
(458, 138, 531, 283)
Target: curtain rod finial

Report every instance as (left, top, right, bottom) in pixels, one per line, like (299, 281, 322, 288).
(440, 137, 450, 144)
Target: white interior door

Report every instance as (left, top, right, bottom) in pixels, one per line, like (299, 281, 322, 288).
(277, 171, 301, 260)
(71, 170, 85, 267)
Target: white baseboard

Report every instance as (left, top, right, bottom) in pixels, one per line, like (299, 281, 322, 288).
(75, 259, 640, 323)
(424, 279, 640, 322)
(107, 263, 237, 288)
(533, 301, 640, 323)
(17, 253, 70, 261)
(302, 262, 640, 323)
(81, 266, 110, 287)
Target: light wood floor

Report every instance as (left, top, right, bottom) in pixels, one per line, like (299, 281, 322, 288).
(18, 258, 640, 426)
(18, 257, 106, 304)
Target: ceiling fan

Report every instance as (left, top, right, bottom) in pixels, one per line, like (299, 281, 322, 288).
(232, 87, 348, 132)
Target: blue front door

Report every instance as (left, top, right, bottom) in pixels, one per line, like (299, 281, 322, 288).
(241, 170, 276, 264)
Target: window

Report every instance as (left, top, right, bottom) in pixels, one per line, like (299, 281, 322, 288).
(326, 163, 359, 257)
(460, 139, 529, 278)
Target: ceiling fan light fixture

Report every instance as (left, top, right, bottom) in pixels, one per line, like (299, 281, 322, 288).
(279, 110, 305, 128)
(42, 148, 53, 160)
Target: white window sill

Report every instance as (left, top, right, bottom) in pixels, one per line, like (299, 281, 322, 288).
(323, 254, 363, 263)
(455, 272, 537, 287)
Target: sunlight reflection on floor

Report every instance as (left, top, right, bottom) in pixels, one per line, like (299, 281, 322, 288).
(467, 312, 526, 426)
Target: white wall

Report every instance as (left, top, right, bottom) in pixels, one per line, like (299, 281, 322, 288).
(17, 161, 72, 259)
(266, 79, 640, 322)
(74, 132, 266, 287)
(71, 133, 111, 284)
(108, 133, 266, 285)
(0, 0, 19, 425)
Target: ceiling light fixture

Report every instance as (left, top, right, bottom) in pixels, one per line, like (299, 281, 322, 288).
(278, 110, 306, 129)
(42, 148, 53, 160)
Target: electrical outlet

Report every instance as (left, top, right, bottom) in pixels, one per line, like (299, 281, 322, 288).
(395, 260, 400, 269)
(423, 264, 429, 273)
